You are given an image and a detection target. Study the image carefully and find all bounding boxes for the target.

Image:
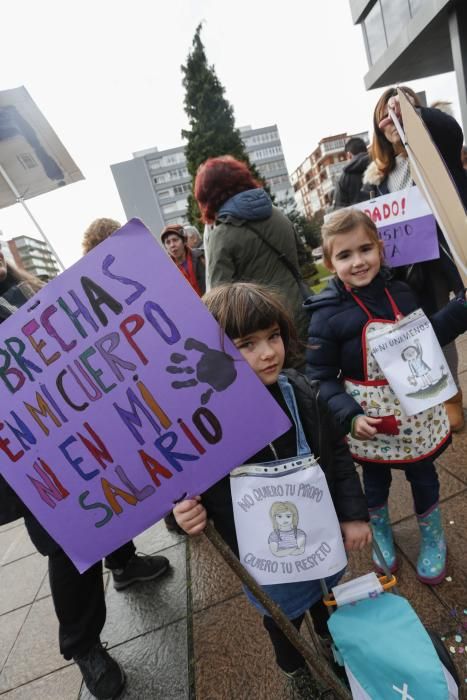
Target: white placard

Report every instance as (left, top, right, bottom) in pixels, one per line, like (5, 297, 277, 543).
(368, 309, 456, 416)
(230, 456, 347, 585)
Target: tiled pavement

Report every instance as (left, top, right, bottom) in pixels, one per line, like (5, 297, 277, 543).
(1, 336, 466, 699)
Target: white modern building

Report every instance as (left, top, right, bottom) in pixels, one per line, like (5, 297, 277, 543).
(7, 234, 60, 280)
(350, 0, 467, 129)
(111, 124, 293, 238)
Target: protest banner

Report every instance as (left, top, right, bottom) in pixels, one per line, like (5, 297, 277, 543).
(397, 88, 467, 285)
(0, 219, 291, 572)
(353, 185, 439, 267)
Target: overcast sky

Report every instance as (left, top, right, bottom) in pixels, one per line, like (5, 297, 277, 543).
(0, 0, 461, 267)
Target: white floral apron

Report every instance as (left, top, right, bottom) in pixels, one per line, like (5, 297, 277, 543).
(345, 289, 450, 463)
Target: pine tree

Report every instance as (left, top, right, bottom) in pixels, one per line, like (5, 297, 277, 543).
(181, 24, 264, 227)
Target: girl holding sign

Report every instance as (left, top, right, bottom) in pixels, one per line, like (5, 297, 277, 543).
(174, 282, 370, 696)
(364, 85, 467, 431)
(306, 208, 467, 586)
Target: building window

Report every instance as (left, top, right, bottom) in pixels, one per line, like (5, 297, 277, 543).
(166, 215, 189, 225)
(168, 168, 188, 180)
(380, 0, 410, 46)
(158, 189, 172, 200)
(244, 130, 278, 146)
(173, 182, 191, 194)
(322, 138, 345, 153)
(251, 146, 282, 160)
(148, 159, 162, 171)
(266, 174, 291, 187)
(363, 1, 387, 65)
(163, 199, 188, 214)
(258, 159, 286, 174)
(17, 153, 38, 170)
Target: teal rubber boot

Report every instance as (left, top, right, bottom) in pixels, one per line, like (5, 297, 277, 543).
(369, 503, 398, 573)
(416, 503, 447, 585)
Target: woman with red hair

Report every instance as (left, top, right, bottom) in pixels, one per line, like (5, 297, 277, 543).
(194, 155, 309, 342)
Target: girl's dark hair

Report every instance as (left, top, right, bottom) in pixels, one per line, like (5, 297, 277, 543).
(203, 282, 299, 366)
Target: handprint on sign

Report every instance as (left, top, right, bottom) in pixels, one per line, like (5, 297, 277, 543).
(166, 338, 237, 405)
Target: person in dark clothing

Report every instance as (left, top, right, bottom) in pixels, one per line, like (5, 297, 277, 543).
(161, 224, 206, 295)
(0, 248, 170, 700)
(333, 137, 370, 209)
(363, 85, 467, 431)
(173, 282, 370, 698)
(305, 209, 467, 586)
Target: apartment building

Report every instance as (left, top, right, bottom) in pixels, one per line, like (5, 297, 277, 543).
(111, 124, 293, 238)
(291, 131, 369, 218)
(7, 235, 60, 280)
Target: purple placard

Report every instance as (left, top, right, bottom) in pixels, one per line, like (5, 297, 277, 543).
(354, 186, 440, 267)
(378, 214, 439, 267)
(0, 220, 291, 572)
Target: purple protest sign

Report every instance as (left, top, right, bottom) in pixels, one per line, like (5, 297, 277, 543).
(0, 220, 291, 572)
(354, 185, 439, 267)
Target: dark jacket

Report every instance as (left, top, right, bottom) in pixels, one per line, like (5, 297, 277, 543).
(305, 272, 467, 433)
(333, 152, 370, 209)
(363, 107, 467, 310)
(0, 283, 30, 524)
(208, 189, 309, 340)
(191, 247, 206, 295)
(202, 369, 368, 556)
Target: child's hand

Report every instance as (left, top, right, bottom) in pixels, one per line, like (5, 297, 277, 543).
(340, 521, 372, 551)
(352, 415, 382, 439)
(173, 496, 207, 535)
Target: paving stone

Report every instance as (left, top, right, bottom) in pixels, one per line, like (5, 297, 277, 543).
(0, 553, 47, 616)
(0, 528, 24, 565)
(79, 620, 188, 700)
(193, 595, 289, 700)
(101, 542, 186, 648)
(0, 665, 82, 699)
(0, 607, 29, 673)
(437, 431, 467, 486)
(189, 534, 242, 613)
(36, 570, 51, 600)
(343, 545, 375, 583)
(455, 336, 467, 375)
(0, 596, 70, 693)
(133, 519, 184, 555)
(386, 465, 465, 524)
(0, 524, 37, 565)
(436, 493, 467, 546)
(393, 514, 467, 612)
(0, 519, 24, 534)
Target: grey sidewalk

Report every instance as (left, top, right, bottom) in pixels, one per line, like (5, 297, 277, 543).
(0, 522, 190, 699)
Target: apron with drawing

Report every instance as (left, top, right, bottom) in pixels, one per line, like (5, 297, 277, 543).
(230, 376, 347, 589)
(344, 289, 450, 463)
